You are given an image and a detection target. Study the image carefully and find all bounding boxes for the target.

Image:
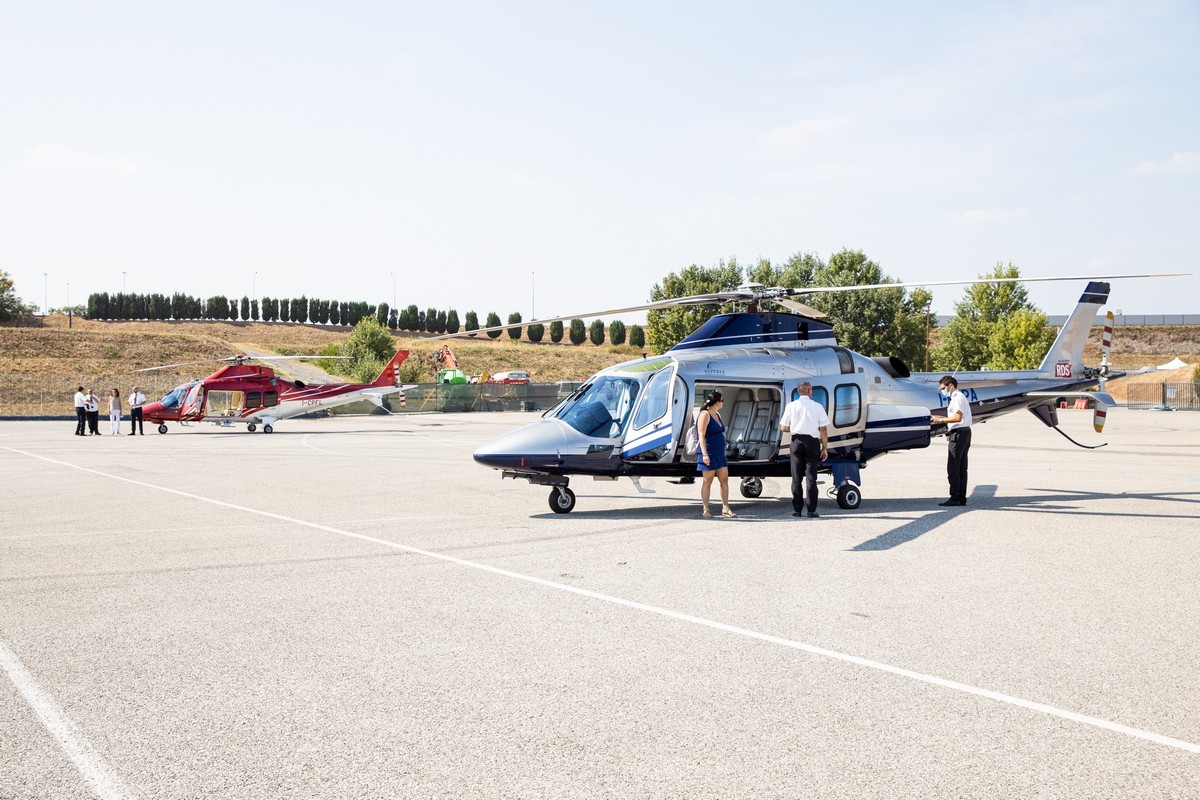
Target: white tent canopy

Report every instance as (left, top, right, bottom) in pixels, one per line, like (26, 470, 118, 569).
(1157, 357, 1189, 370)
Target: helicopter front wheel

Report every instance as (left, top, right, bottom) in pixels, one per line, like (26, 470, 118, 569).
(836, 483, 862, 510)
(739, 477, 763, 498)
(263, 424, 274, 434)
(246, 423, 257, 432)
(157, 424, 168, 434)
(549, 486, 576, 514)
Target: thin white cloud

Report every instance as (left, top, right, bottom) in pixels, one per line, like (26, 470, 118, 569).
(1130, 151, 1200, 175)
(759, 116, 851, 147)
(389, 52, 418, 79)
(509, 172, 536, 189)
(946, 208, 1028, 226)
(23, 144, 141, 174)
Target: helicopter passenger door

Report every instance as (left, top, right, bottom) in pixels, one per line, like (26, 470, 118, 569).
(622, 363, 682, 462)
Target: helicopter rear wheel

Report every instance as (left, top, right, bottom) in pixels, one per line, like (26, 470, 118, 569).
(836, 483, 862, 510)
(549, 486, 576, 514)
(739, 477, 763, 498)
(157, 424, 168, 434)
(246, 423, 257, 432)
(263, 424, 274, 434)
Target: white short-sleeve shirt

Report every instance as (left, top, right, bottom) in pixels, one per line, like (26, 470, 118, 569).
(946, 389, 973, 430)
(779, 396, 830, 437)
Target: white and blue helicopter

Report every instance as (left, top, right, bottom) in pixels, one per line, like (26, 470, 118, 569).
(455, 273, 1183, 514)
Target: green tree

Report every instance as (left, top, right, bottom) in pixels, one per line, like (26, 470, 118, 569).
(507, 311, 523, 340)
(376, 302, 390, 327)
(446, 309, 460, 334)
(569, 318, 586, 345)
(629, 324, 645, 349)
(240, 296, 250, 321)
(549, 320, 564, 343)
(589, 319, 605, 345)
(486, 311, 502, 339)
(0, 269, 23, 321)
(934, 263, 1053, 370)
(465, 310, 479, 336)
(786, 249, 929, 362)
(341, 317, 395, 383)
(609, 320, 626, 345)
(388, 308, 398, 330)
(527, 323, 544, 342)
(646, 258, 744, 353)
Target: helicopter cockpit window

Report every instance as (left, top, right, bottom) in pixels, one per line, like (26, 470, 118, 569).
(556, 376, 641, 438)
(159, 384, 193, 409)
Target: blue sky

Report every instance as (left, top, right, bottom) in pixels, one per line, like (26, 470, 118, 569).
(2, 1, 1197, 325)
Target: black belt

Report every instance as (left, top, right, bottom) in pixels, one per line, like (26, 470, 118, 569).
(791, 434, 817, 440)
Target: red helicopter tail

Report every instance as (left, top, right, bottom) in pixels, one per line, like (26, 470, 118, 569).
(373, 349, 410, 387)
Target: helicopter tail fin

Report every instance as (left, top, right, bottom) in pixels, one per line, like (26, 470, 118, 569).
(373, 349, 411, 387)
(1037, 281, 1109, 376)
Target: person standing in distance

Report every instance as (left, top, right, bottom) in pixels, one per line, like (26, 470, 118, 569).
(73, 385, 87, 436)
(779, 382, 829, 518)
(931, 375, 972, 506)
(129, 385, 147, 435)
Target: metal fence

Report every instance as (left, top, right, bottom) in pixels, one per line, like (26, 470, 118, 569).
(0, 374, 582, 418)
(1124, 383, 1200, 411)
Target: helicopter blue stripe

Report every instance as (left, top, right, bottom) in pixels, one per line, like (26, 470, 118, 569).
(624, 425, 673, 456)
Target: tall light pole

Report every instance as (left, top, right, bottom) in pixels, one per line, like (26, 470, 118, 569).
(122, 271, 126, 293)
(43, 273, 48, 316)
(531, 271, 535, 319)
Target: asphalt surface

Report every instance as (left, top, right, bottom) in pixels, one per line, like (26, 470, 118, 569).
(2, 409, 1198, 799)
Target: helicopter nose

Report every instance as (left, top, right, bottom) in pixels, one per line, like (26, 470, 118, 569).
(473, 419, 572, 470)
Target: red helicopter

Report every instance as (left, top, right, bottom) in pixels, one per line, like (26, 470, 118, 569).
(138, 350, 414, 433)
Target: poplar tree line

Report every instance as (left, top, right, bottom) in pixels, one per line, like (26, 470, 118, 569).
(83, 291, 645, 347)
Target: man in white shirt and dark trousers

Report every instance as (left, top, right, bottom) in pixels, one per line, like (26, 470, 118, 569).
(931, 375, 972, 506)
(129, 386, 147, 435)
(73, 386, 87, 436)
(779, 382, 830, 518)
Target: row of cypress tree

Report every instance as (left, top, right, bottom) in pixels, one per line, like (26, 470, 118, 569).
(84, 292, 644, 346)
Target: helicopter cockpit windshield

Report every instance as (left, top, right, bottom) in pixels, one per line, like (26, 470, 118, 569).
(554, 376, 641, 439)
(159, 382, 199, 409)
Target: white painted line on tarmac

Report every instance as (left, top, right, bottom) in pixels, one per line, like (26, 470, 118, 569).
(5, 444, 1200, 757)
(0, 640, 136, 800)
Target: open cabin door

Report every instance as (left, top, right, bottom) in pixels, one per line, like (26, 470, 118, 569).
(622, 362, 683, 462)
(182, 383, 205, 420)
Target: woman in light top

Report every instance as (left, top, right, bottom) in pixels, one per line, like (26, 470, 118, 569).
(108, 388, 122, 434)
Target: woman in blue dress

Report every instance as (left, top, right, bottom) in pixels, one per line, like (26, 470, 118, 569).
(696, 390, 735, 518)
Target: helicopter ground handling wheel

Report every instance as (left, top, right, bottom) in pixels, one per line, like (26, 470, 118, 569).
(835, 483, 862, 510)
(548, 486, 576, 514)
(247, 423, 257, 432)
(739, 477, 763, 498)
(263, 424, 274, 434)
(157, 424, 168, 434)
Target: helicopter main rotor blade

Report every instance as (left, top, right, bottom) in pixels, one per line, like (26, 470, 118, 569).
(418, 290, 756, 341)
(771, 298, 828, 318)
(781, 272, 1190, 298)
(135, 354, 349, 372)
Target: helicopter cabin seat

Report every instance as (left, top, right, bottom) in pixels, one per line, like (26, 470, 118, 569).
(744, 388, 780, 459)
(725, 389, 756, 459)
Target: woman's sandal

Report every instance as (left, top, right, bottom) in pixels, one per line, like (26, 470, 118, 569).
(721, 507, 737, 518)
(702, 508, 713, 518)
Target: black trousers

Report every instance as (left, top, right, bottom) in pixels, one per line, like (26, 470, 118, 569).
(946, 427, 972, 501)
(131, 406, 144, 434)
(86, 410, 100, 434)
(75, 407, 86, 435)
(789, 434, 821, 514)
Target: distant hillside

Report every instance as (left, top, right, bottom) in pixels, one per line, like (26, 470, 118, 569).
(2, 315, 1196, 385)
